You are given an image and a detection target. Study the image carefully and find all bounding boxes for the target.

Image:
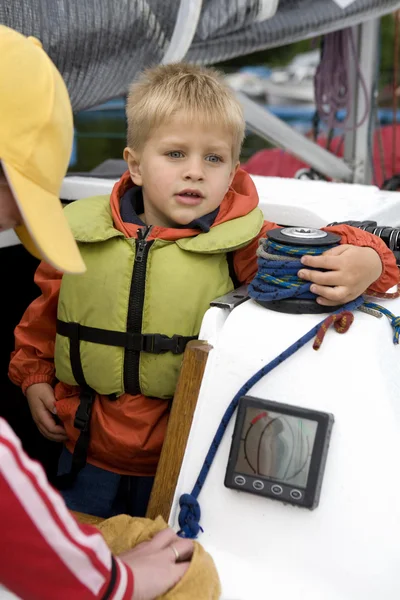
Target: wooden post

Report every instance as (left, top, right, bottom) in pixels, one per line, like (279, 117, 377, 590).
(146, 340, 212, 521)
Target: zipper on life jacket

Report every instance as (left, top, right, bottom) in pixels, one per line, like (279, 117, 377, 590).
(124, 225, 154, 395)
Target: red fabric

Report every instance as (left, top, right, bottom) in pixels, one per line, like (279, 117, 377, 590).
(9, 168, 398, 475)
(242, 125, 400, 187)
(0, 417, 133, 600)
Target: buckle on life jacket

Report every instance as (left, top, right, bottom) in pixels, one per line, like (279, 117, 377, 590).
(73, 389, 95, 431)
(141, 333, 196, 354)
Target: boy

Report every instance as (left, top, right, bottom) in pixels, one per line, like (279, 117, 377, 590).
(10, 62, 398, 519)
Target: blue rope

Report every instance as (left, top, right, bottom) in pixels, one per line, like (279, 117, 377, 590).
(248, 239, 337, 303)
(177, 238, 400, 538)
(363, 301, 400, 344)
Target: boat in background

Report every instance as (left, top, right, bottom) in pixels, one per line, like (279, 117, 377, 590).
(225, 49, 319, 106)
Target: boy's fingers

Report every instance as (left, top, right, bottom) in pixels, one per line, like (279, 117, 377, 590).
(37, 423, 68, 442)
(300, 254, 340, 271)
(36, 407, 67, 437)
(38, 420, 68, 437)
(39, 391, 57, 414)
(311, 284, 348, 304)
(36, 406, 61, 431)
(298, 269, 339, 286)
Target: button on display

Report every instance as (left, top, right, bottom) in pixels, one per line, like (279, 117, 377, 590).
(271, 484, 283, 495)
(234, 475, 246, 486)
(290, 489, 303, 500)
(253, 480, 264, 490)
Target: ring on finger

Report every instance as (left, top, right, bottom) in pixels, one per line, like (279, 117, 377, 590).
(170, 544, 180, 562)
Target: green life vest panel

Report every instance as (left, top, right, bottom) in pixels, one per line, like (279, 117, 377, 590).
(54, 195, 263, 399)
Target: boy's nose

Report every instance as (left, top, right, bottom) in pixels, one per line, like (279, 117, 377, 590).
(183, 158, 204, 181)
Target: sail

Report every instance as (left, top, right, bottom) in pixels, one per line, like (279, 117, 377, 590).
(1, 0, 399, 112)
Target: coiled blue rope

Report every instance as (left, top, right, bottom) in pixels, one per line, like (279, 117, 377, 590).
(177, 238, 400, 538)
(248, 238, 337, 303)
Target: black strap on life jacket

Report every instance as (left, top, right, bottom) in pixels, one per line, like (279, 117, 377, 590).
(54, 320, 197, 489)
(56, 319, 197, 354)
(227, 251, 240, 290)
(55, 322, 96, 489)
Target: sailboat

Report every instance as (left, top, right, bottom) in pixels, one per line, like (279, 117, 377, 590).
(1, 1, 400, 598)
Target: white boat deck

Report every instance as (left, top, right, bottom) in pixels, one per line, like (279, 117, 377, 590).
(170, 295, 400, 599)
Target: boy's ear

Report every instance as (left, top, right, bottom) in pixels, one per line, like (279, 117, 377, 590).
(124, 147, 142, 186)
(228, 161, 240, 187)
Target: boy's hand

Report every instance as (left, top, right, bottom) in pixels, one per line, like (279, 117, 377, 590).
(26, 383, 68, 442)
(298, 244, 383, 306)
(120, 528, 194, 600)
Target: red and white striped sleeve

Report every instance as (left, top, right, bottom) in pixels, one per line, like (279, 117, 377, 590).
(0, 417, 134, 600)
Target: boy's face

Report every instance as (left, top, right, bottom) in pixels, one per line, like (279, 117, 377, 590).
(124, 114, 239, 228)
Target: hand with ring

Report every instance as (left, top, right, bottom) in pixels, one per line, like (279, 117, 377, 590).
(119, 527, 194, 600)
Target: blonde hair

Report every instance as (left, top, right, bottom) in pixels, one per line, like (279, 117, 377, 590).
(126, 62, 245, 162)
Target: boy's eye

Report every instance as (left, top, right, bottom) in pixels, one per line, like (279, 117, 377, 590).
(205, 155, 222, 163)
(167, 151, 184, 159)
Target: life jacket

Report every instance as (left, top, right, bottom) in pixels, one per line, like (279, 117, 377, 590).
(54, 194, 264, 400)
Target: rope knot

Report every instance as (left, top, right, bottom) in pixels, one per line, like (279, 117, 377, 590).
(392, 316, 400, 328)
(392, 316, 400, 344)
(313, 310, 354, 350)
(177, 494, 203, 539)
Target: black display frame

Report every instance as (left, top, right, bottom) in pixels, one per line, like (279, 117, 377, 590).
(225, 395, 334, 509)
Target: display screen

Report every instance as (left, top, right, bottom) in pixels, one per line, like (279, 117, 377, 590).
(234, 407, 318, 488)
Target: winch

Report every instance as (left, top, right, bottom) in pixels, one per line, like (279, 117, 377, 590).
(250, 226, 342, 315)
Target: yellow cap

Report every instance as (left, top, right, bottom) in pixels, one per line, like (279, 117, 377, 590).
(0, 26, 86, 274)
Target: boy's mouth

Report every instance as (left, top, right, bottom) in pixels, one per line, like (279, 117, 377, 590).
(175, 188, 204, 206)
